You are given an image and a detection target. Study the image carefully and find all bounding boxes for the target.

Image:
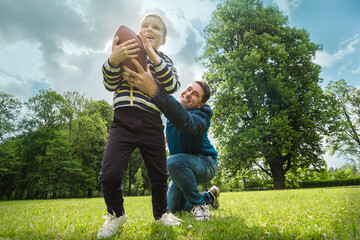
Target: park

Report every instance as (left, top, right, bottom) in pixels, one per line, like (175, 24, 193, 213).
(1, 0, 360, 239)
(0, 187, 359, 239)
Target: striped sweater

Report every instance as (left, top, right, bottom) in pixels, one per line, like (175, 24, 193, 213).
(102, 50, 180, 115)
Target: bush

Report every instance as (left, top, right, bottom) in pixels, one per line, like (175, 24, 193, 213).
(300, 177, 360, 188)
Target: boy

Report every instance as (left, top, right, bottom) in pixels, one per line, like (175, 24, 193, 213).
(98, 13, 182, 239)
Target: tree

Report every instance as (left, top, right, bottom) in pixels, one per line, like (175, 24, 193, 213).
(201, 0, 327, 189)
(36, 129, 84, 198)
(0, 92, 22, 141)
(7, 89, 67, 199)
(0, 89, 116, 199)
(86, 100, 113, 129)
(325, 79, 360, 161)
(0, 137, 22, 199)
(134, 168, 143, 195)
(23, 89, 65, 132)
(71, 113, 108, 197)
(123, 148, 149, 196)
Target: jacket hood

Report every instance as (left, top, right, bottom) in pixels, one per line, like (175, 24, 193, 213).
(190, 104, 213, 119)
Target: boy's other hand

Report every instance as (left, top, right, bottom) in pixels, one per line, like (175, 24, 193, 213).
(139, 32, 161, 65)
(109, 37, 140, 67)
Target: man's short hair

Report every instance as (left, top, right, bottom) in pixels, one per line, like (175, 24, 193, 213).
(142, 13, 167, 39)
(194, 81, 211, 103)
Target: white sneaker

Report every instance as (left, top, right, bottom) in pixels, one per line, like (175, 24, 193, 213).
(191, 205, 210, 221)
(97, 213, 127, 239)
(155, 213, 183, 226)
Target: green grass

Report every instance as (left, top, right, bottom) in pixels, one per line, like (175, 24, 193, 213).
(0, 187, 359, 239)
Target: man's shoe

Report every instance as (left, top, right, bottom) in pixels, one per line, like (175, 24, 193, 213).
(97, 213, 126, 239)
(155, 213, 183, 226)
(208, 186, 220, 209)
(191, 205, 210, 221)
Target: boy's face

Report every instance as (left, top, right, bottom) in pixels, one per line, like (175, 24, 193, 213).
(179, 82, 205, 110)
(140, 16, 166, 50)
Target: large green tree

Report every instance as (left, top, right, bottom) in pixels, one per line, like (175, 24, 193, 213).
(201, 0, 328, 189)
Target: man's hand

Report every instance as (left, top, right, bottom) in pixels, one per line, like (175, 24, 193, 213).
(139, 32, 161, 65)
(109, 37, 140, 67)
(122, 59, 159, 98)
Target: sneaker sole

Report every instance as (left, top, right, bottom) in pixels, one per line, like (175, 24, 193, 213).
(210, 186, 220, 198)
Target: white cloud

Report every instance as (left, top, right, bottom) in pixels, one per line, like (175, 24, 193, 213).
(314, 35, 359, 68)
(0, 0, 219, 103)
(0, 0, 218, 103)
(351, 65, 360, 74)
(337, 61, 353, 76)
(272, 0, 301, 16)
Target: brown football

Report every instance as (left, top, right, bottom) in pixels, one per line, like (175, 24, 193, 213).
(114, 25, 147, 73)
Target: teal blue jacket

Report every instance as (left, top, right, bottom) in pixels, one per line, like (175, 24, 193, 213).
(152, 86, 218, 158)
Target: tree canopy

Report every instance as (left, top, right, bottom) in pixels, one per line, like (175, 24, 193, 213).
(201, 0, 328, 189)
(0, 89, 150, 200)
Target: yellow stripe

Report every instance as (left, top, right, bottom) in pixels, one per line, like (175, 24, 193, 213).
(102, 72, 121, 84)
(102, 68, 121, 79)
(116, 89, 128, 93)
(133, 90, 151, 100)
(157, 68, 171, 79)
(115, 88, 150, 100)
(130, 86, 133, 106)
(160, 75, 174, 84)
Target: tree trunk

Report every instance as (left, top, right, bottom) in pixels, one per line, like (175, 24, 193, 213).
(88, 189, 93, 198)
(269, 163, 286, 189)
(243, 177, 247, 191)
(141, 186, 145, 196)
(128, 166, 132, 196)
(34, 190, 39, 199)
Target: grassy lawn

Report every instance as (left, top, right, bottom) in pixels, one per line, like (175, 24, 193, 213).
(0, 186, 359, 239)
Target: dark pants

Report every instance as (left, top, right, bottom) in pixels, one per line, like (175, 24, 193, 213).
(99, 107, 168, 219)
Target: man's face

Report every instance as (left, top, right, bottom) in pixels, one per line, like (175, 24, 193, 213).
(140, 16, 166, 50)
(179, 82, 205, 110)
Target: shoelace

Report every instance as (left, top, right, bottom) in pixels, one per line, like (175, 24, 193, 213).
(102, 214, 116, 224)
(191, 205, 206, 214)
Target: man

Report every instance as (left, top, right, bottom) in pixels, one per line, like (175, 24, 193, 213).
(122, 59, 220, 221)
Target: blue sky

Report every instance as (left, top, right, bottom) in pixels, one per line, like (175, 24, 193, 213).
(0, 0, 359, 168)
(274, 0, 360, 89)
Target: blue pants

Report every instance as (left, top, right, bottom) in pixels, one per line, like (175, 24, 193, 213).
(166, 153, 218, 212)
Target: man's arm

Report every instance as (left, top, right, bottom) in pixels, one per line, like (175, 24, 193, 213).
(122, 59, 209, 135)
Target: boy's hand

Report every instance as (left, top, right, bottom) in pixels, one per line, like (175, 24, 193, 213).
(139, 32, 161, 65)
(122, 59, 159, 98)
(109, 37, 140, 67)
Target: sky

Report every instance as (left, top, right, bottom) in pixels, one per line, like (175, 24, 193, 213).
(0, 0, 359, 168)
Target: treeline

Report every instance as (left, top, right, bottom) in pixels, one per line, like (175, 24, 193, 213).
(213, 161, 360, 191)
(1, 78, 360, 199)
(0, 89, 150, 200)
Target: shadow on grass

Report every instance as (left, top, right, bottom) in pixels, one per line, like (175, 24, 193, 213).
(170, 214, 328, 240)
(148, 223, 181, 239)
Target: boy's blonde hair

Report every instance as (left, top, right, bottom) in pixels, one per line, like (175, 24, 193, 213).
(141, 13, 167, 39)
